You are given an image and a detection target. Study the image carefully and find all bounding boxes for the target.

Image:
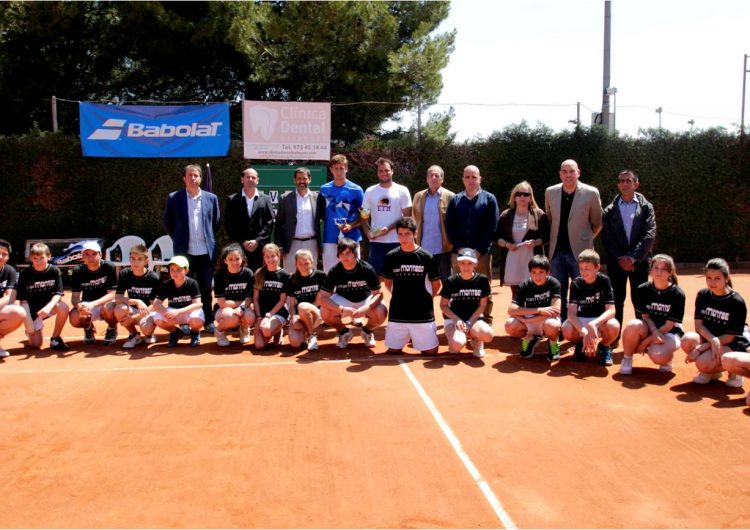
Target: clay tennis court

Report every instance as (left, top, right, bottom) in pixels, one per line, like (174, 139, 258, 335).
(1, 271, 749, 528)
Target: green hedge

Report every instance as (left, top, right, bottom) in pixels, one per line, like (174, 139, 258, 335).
(1, 127, 748, 264)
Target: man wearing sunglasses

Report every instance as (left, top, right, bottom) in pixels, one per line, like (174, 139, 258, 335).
(601, 170, 657, 340)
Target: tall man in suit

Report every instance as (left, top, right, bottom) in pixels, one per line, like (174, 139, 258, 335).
(545, 159, 603, 321)
(602, 170, 656, 332)
(274, 167, 324, 273)
(225, 167, 275, 272)
(164, 164, 221, 331)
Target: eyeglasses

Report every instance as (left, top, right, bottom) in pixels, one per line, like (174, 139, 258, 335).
(617, 178, 635, 184)
(515, 192, 531, 197)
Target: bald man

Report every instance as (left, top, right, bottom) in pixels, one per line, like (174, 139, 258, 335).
(544, 159, 603, 321)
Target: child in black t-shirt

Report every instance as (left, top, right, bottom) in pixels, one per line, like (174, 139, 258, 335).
(562, 249, 620, 365)
(505, 255, 562, 361)
(318, 238, 387, 350)
(619, 254, 685, 375)
(253, 244, 291, 350)
(439, 248, 493, 358)
(213, 244, 256, 347)
(287, 249, 326, 351)
(16, 243, 70, 352)
(113, 244, 161, 349)
(681, 258, 749, 388)
(153, 256, 204, 347)
(0, 238, 26, 357)
(69, 240, 119, 345)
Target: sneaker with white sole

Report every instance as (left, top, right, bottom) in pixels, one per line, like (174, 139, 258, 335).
(725, 374, 744, 388)
(103, 327, 118, 346)
(361, 328, 376, 348)
(692, 372, 722, 384)
(144, 335, 157, 344)
(307, 334, 319, 351)
(658, 362, 673, 373)
(49, 337, 69, 352)
(472, 340, 485, 358)
(619, 355, 633, 375)
(239, 325, 252, 345)
(520, 335, 540, 358)
(337, 329, 354, 349)
(123, 334, 144, 349)
(83, 326, 96, 344)
(214, 329, 230, 347)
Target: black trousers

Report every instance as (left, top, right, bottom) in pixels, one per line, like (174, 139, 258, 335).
(607, 258, 649, 332)
(187, 253, 215, 326)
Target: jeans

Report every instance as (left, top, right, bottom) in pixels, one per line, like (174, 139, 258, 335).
(551, 250, 579, 322)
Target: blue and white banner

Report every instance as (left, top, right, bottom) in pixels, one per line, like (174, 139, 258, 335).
(79, 103, 230, 158)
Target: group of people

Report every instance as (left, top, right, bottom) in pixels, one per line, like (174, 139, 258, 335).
(0, 156, 749, 407)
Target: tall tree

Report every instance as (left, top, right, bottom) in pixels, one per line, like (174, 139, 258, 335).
(0, 1, 455, 143)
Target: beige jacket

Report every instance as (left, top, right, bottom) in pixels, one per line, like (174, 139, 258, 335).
(412, 187, 455, 253)
(544, 181, 603, 258)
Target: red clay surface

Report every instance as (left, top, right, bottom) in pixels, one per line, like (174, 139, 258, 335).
(1, 273, 749, 528)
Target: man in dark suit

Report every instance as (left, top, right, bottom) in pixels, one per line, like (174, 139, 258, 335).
(164, 164, 221, 331)
(274, 167, 324, 273)
(224, 167, 275, 272)
(602, 169, 656, 333)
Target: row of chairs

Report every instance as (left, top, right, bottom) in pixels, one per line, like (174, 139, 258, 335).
(104, 235, 174, 273)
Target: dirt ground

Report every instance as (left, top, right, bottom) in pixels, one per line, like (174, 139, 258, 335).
(1, 272, 749, 528)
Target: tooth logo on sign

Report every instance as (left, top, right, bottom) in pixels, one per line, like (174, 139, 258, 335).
(87, 119, 127, 140)
(249, 106, 278, 140)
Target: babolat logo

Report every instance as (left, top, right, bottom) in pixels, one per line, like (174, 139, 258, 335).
(88, 119, 223, 140)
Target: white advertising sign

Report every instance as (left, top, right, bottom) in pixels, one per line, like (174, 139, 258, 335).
(242, 101, 331, 160)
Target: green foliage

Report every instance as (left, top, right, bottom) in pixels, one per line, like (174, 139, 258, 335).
(1, 127, 748, 264)
(0, 1, 455, 143)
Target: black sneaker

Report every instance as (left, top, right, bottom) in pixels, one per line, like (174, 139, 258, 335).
(168, 329, 183, 347)
(520, 335, 540, 359)
(50, 336, 69, 352)
(573, 342, 585, 361)
(83, 326, 96, 344)
(189, 331, 201, 347)
(103, 327, 118, 345)
(598, 344, 614, 366)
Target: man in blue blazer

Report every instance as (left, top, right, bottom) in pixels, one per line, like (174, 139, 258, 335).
(164, 164, 221, 331)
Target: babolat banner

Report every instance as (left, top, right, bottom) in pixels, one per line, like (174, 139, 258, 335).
(79, 102, 230, 158)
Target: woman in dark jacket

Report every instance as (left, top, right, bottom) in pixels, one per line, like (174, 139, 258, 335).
(495, 181, 550, 296)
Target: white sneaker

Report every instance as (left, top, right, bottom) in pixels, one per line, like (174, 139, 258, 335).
(214, 329, 230, 347)
(0, 348, 9, 358)
(658, 362, 673, 373)
(472, 340, 485, 358)
(692, 372, 722, 384)
(726, 374, 744, 388)
(619, 356, 633, 375)
(144, 335, 156, 344)
(361, 328, 376, 348)
(307, 334, 318, 351)
(337, 329, 354, 349)
(239, 325, 252, 345)
(123, 334, 144, 349)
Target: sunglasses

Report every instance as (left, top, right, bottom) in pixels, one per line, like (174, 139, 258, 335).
(515, 192, 531, 197)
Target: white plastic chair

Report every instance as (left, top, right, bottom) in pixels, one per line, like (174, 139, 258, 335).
(104, 235, 146, 270)
(148, 235, 174, 273)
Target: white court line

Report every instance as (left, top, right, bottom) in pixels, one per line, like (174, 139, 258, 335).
(399, 360, 517, 530)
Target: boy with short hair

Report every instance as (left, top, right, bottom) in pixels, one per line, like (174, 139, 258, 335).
(153, 256, 204, 347)
(113, 244, 161, 349)
(562, 249, 620, 365)
(16, 242, 70, 352)
(0, 239, 27, 356)
(69, 241, 119, 345)
(505, 255, 563, 361)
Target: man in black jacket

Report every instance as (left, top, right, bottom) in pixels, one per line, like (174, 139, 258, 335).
(602, 170, 657, 336)
(225, 167, 275, 271)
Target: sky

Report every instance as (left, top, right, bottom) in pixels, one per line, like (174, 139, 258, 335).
(417, 0, 749, 140)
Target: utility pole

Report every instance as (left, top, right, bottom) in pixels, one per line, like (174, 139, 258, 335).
(51, 95, 58, 133)
(656, 107, 663, 130)
(742, 54, 749, 139)
(601, 0, 612, 132)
